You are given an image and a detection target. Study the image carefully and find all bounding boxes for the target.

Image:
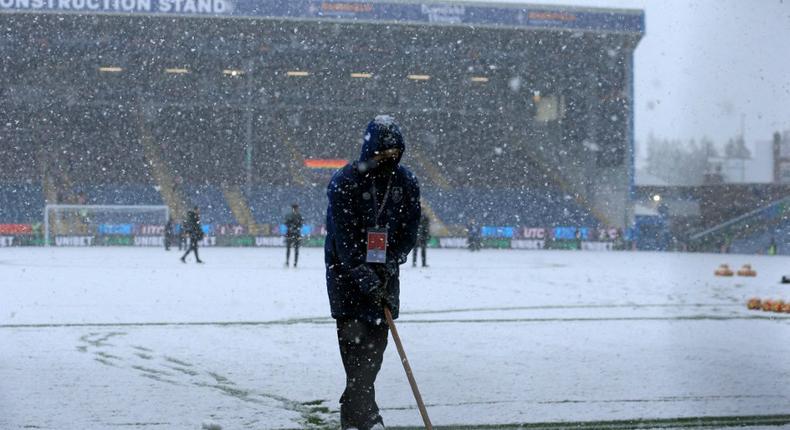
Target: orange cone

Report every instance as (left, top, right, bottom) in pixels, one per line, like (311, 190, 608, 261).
(736, 264, 757, 277)
(715, 264, 734, 276)
(747, 297, 762, 310)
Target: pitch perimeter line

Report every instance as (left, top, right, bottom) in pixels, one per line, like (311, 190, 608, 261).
(362, 413, 790, 430)
(1, 314, 788, 329)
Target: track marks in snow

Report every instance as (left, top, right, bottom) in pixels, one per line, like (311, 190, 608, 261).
(79, 331, 126, 347)
(75, 331, 338, 429)
(167, 365, 199, 376)
(163, 356, 192, 367)
(79, 332, 127, 365)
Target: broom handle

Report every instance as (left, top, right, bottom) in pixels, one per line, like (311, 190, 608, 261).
(384, 306, 433, 430)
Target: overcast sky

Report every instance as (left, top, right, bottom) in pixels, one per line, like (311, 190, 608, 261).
(473, 0, 790, 155)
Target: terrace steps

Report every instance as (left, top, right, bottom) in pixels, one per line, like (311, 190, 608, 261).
(137, 106, 188, 221)
(222, 184, 258, 234)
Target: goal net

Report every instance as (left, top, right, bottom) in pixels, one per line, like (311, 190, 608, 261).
(44, 204, 170, 247)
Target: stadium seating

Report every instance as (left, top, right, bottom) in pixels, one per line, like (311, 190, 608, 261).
(730, 221, 790, 255)
(81, 184, 163, 206)
(181, 184, 235, 225)
(689, 194, 790, 254)
(0, 14, 617, 231)
(423, 188, 599, 228)
(0, 183, 44, 223)
(245, 186, 326, 227)
(0, 101, 602, 228)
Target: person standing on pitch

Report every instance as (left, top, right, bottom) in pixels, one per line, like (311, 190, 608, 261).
(466, 218, 481, 251)
(412, 213, 430, 267)
(325, 115, 420, 430)
(180, 206, 204, 263)
(164, 216, 174, 251)
(178, 216, 187, 250)
(284, 203, 304, 267)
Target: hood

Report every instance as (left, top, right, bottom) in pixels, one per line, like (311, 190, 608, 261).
(358, 115, 405, 172)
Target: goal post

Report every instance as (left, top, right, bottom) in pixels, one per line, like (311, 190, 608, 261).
(44, 204, 170, 247)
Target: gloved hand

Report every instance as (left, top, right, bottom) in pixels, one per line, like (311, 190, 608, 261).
(372, 260, 398, 282)
(373, 261, 399, 310)
(350, 264, 385, 303)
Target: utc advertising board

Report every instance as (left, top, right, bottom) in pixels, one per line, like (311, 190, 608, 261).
(0, 0, 644, 34)
(0, 224, 622, 249)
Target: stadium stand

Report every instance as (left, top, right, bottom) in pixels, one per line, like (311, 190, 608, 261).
(0, 3, 643, 236)
(246, 186, 326, 227)
(729, 221, 790, 255)
(81, 184, 163, 206)
(423, 188, 600, 227)
(181, 183, 235, 225)
(695, 195, 790, 254)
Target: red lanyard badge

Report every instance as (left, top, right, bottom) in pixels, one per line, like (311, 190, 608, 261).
(366, 228, 388, 263)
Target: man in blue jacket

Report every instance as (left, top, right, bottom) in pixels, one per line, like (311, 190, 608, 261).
(325, 115, 420, 430)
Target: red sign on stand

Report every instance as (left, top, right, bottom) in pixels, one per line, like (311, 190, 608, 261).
(0, 224, 32, 234)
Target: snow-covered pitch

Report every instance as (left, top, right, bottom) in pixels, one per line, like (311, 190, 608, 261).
(2, 247, 789, 429)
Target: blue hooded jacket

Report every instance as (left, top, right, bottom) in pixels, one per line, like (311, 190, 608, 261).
(325, 116, 421, 323)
